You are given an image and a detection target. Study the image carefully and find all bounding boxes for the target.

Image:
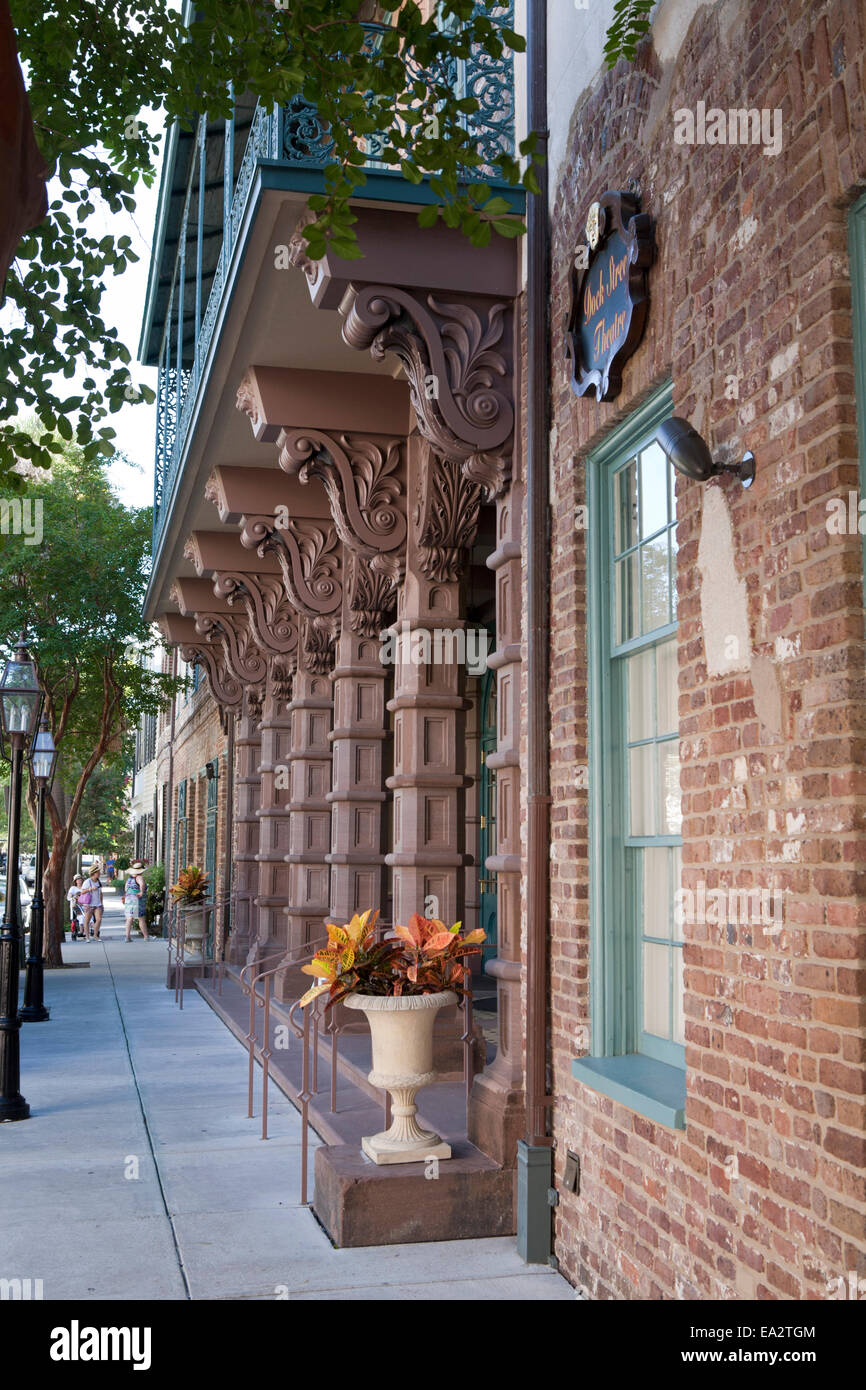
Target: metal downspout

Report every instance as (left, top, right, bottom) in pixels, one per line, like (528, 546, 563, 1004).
(518, 0, 555, 1265)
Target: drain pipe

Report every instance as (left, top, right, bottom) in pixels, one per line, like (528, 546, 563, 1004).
(517, 0, 554, 1266)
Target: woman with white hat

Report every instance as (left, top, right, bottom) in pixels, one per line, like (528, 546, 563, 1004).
(122, 862, 150, 941)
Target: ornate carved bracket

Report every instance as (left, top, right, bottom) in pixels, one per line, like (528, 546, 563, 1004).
(177, 640, 243, 712)
(341, 286, 514, 500)
(212, 570, 298, 657)
(278, 429, 407, 558)
(193, 608, 269, 688)
(239, 515, 342, 620)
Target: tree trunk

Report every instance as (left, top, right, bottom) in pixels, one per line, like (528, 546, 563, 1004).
(44, 831, 70, 967)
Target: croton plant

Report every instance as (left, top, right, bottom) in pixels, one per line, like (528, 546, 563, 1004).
(299, 910, 485, 1009)
(169, 865, 209, 906)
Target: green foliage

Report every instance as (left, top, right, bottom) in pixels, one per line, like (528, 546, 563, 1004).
(602, 0, 656, 67)
(0, 438, 182, 955)
(142, 861, 165, 931)
(72, 745, 133, 856)
(3, 1, 537, 477)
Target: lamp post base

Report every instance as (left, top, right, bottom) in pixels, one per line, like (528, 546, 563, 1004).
(19, 1004, 49, 1023)
(0, 1094, 30, 1122)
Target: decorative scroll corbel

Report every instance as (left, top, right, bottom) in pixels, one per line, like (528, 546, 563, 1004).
(177, 641, 243, 712)
(194, 608, 269, 687)
(211, 570, 298, 656)
(277, 429, 407, 558)
(239, 515, 342, 620)
(340, 285, 514, 500)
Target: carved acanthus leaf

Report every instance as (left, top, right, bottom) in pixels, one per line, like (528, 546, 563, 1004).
(348, 550, 400, 637)
(300, 615, 337, 675)
(414, 452, 483, 583)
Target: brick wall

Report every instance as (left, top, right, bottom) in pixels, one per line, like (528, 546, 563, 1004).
(542, 0, 866, 1298)
(155, 682, 228, 913)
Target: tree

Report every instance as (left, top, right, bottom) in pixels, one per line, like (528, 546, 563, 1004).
(71, 747, 134, 860)
(3, 0, 541, 478)
(0, 443, 181, 963)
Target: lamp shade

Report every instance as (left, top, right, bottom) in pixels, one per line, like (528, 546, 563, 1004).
(0, 638, 42, 746)
(29, 718, 57, 787)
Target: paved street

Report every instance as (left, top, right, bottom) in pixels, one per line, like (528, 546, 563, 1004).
(1, 886, 573, 1301)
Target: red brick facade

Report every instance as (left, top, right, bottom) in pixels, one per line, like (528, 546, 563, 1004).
(544, 0, 866, 1298)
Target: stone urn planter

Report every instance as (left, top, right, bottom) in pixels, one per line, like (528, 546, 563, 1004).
(343, 990, 456, 1165)
(181, 906, 206, 956)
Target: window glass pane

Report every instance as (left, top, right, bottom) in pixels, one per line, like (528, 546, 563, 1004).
(614, 459, 637, 555)
(658, 741, 682, 835)
(615, 552, 639, 645)
(642, 848, 671, 940)
(643, 942, 670, 1039)
(639, 442, 669, 538)
(655, 638, 678, 735)
(673, 946, 685, 1044)
(641, 535, 669, 633)
(629, 744, 655, 835)
(627, 648, 655, 742)
(672, 845, 683, 940)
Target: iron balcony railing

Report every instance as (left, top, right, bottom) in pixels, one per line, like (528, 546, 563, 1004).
(151, 7, 517, 550)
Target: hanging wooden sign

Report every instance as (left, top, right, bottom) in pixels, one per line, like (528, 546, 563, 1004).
(565, 188, 654, 402)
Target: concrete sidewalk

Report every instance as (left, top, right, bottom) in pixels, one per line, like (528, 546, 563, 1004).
(1, 914, 573, 1301)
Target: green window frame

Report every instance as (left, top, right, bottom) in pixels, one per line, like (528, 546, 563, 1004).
(850, 191, 866, 603)
(573, 380, 687, 1129)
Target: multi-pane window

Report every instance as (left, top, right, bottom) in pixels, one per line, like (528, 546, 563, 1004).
(609, 438, 683, 1064)
(586, 387, 685, 1080)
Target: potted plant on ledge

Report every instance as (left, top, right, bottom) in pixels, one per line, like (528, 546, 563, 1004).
(299, 910, 485, 1165)
(169, 865, 209, 956)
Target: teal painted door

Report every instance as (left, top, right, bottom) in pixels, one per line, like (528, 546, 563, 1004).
(479, 668, 497, 965)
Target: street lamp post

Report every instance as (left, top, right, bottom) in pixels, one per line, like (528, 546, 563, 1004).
(20, 717, 58, 1023)
(0, 637, 43, 1121)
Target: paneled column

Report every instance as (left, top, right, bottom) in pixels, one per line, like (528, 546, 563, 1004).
(229, 686, 262, 964)
(250, 660, 294, 966)
(280, 625, 335, 1001)
(469, 486, 525, 1166)
(327, 571, 389, 925)
(387, 435, 478, 931)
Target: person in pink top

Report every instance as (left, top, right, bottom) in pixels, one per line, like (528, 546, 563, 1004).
(77, 868, 104, 940)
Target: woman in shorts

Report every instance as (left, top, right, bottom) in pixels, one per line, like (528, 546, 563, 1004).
(122, 862, 149, 941)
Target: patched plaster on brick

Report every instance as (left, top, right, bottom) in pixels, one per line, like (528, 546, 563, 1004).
(751, 652, 784, 739)
(696, 486, 750, 675)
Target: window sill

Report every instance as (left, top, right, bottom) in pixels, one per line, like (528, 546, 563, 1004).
(571, 1054, 686, 1130)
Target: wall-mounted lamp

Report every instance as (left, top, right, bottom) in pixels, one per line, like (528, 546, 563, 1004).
(656, 417, 755, 488)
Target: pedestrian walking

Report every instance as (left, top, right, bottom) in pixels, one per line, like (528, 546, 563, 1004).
(78, 867, 104, 940)
(106, 855, 116, 882)
(66, 875, 85, 939)
(122, 862, 150, 941)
